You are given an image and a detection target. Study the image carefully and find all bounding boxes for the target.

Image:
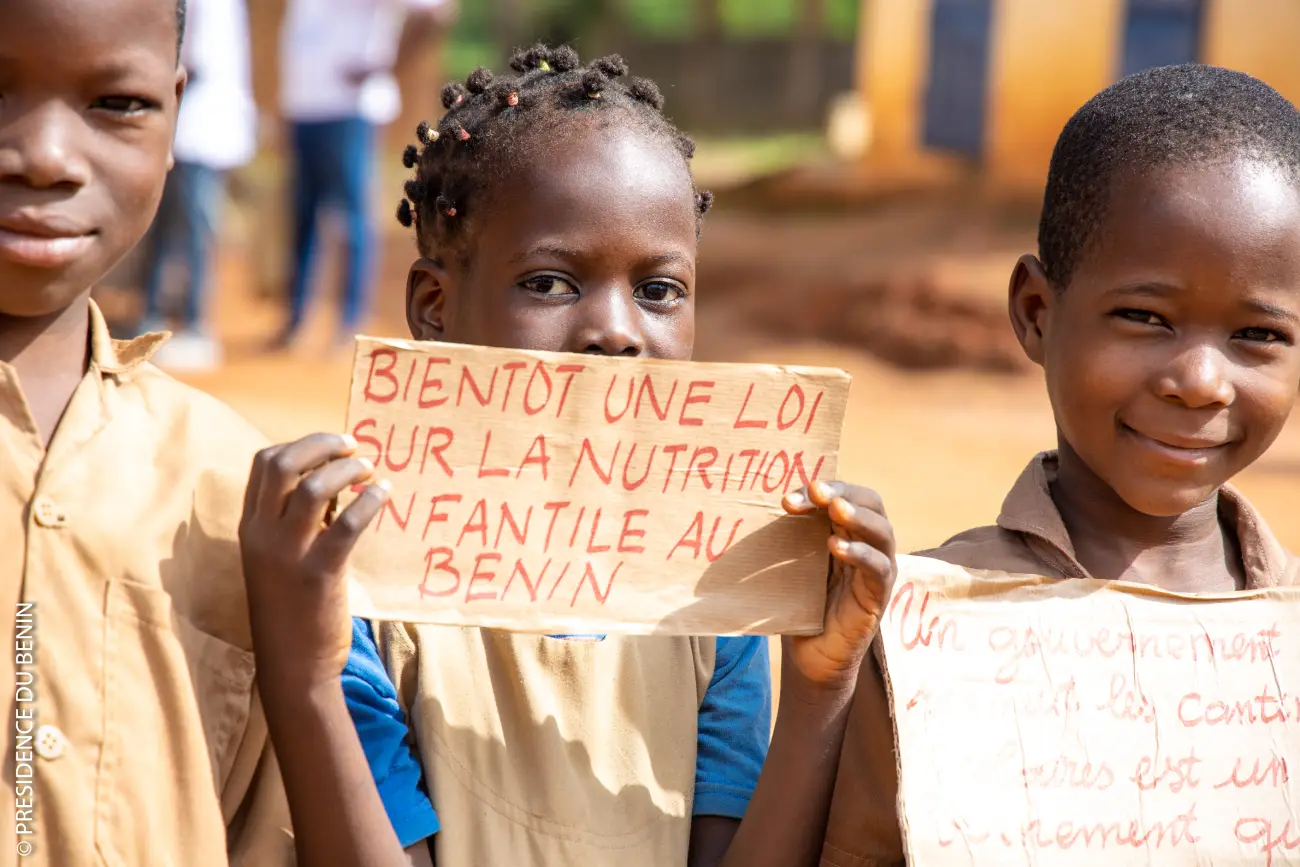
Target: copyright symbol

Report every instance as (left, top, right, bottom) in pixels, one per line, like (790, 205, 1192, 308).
(16, 840, 32, 857)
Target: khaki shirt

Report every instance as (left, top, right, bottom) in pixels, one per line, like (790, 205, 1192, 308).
(819, 451, 1297, 867)
(378, 624, 715, 867)
(0, 303, 293, 866)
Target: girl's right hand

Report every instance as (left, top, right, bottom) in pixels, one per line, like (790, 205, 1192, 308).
(238, 433, 390, 693)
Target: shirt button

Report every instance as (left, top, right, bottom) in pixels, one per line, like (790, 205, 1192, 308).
(35, 725, 66, 761)
(32, 496, 66, 529)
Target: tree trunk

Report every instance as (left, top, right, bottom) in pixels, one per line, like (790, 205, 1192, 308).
(700, 0, 725, 44)
(486, 0, 529, 58)
(786, 0, 827, 127)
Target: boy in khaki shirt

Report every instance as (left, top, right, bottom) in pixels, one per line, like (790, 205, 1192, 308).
(820, 64, 1300, 866)
(0, 0, 292, 862)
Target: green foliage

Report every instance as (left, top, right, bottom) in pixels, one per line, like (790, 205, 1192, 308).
(824, 0, 859, 39)
(445, 0, 859, 69)
(446, 40, 500, 80)
(719, 0, 796, 37)
(623, 0, 695, 37)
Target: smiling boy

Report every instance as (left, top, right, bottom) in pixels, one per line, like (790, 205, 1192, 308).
(1, 0, 291, 863)
(819, 64, 1300, 866)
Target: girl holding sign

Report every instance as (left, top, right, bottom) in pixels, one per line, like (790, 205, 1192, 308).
(237, 45, 897, 867)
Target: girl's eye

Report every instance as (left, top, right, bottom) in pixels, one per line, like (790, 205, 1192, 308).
(1238, 326, 1288, 344)
(1114, 308, 1166, 327)
(92, 96, 153, 115)
(635, 281, 686, 304)
(520, 275, 578, 296)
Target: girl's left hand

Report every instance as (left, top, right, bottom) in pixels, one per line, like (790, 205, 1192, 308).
(781, 481, 897, 694)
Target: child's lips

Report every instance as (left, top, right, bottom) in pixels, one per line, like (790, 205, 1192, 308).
(1121, 423, 1232, 465)
(0, 219, 96, 269)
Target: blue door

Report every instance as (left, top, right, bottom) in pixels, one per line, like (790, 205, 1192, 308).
(1121, 0, 1202, 77)
(922, 0, 994, 158)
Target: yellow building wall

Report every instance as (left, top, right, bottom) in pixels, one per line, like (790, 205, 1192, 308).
(857, 0, 1300, 184)
(856, 0, 934, 163)
(983, 0, 1124, 186)
(855, 0, 1123, 182)
(1202, 0, 1300, 108)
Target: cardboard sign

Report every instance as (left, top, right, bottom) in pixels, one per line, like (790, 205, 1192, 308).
(341, 337, 851, 635)
(880, 555, 1300, 867)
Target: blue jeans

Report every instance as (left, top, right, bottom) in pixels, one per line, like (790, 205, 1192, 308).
(142, 162, 222, 331)
(287, 117, 376, 335)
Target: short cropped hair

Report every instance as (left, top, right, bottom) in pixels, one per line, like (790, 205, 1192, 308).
(1039, 64, 1300, 287)
(177, 0, 187, 55)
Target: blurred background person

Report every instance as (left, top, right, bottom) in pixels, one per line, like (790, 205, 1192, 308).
(138, 0, 257, 371)
(275, 0, 456, 352)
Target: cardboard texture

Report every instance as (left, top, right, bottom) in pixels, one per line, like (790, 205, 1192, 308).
(879, 554, 1300, 866)
(341, 337, 851, 635)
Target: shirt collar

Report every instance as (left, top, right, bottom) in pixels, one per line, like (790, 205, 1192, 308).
(88, 299, 168, 376)
(996, 451, 1293, 589)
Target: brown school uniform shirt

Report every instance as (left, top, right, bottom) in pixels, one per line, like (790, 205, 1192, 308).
(0, 302, 292, 866)
(819, 451, 1298, 867)
(378, 624, 716, 867)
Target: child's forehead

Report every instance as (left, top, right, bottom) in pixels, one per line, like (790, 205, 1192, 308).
(508, 121, 693, 205)
(483, 162, 694, 254)
(1, 0, 178, 61)
(1107, 160, 1300, 240)
(1080, 159, 1300, 296)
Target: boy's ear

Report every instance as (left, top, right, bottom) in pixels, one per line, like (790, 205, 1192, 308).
(168, 67, 188, 172)
(407, 258, 450, 340)
(1008, 254, 1054, 366)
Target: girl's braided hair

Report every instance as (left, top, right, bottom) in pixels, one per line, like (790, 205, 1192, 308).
(395, 44, 713, 263)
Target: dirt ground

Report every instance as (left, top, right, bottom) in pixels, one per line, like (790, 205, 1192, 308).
(134, 200, 1300, 699)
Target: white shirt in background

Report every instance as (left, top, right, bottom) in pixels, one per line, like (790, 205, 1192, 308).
(174, 0, 258, 170)
(280, 0, 447, 126)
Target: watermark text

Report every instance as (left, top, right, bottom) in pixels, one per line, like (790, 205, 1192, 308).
(15, 603, 35, 858)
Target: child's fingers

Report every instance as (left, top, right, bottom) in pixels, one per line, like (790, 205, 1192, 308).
(783, 486, 815, 514)
(323, 495, 340, 527)
(828, 535, 893, 580)
(831, 483, 886, 516)
(828, 498, 895, 559)
(310, 481, 391, 574)
(252, 433, 358, 519)
(242, 444, 284, 523)
(282, 457, 377, 537)
(784, 482, 886, 516)
(783, 482, 835, 513)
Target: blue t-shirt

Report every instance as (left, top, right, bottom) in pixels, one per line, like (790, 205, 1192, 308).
(341, 618, 772, 847)
(340, 619, 440, 847)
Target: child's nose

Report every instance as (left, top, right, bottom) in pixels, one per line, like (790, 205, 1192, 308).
(1157, 343, 1235, 408)
(570, 288, 646, 357)
(0, 103, 92, 190)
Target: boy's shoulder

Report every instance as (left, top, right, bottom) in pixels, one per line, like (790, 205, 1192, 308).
(67, 315, 270, 646)
(90, 311, 266, 465)
(94, 320, 268, 523)
(1219, 483, 1299, 588)
(82, 303, 267, 507)
(911, 451, 1081, 580)
(914, 451, 1297, 587)
(123, 358, 267, 469)
(914, 523, 1059, 578)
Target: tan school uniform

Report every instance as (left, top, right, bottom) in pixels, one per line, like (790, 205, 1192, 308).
(378, 623, 716, 867)
(819, 451, 1298, 867)
(0, 302, 292, 866)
